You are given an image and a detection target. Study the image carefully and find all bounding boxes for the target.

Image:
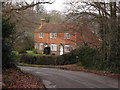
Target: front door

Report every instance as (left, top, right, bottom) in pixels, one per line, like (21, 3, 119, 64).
(60, 45, 63, 55)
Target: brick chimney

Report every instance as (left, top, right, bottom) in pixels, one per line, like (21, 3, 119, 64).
(41, 19, 45, 26)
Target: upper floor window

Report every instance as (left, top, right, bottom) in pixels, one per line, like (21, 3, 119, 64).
(51, 44, 57, 51)
(65, 33, 70, 39)
(39, 33, 43, 38)
(64, 45, 70, 52)
(50, 33, 57, 38)
(39, 43, 44, 50)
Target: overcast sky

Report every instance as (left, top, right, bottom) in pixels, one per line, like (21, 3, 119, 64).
(42, 0, 66, 12)
(9, 0, 118, 12)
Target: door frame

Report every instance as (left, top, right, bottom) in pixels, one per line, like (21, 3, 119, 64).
(60, 45, 63, 55)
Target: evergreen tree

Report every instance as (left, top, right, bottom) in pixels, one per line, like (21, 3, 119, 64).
(2, 18, 16, 69)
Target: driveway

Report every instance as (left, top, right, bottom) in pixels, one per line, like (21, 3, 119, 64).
(19, 66, 119, 89)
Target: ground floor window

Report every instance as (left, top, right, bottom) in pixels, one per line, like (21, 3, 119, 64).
(64, 45, 70, 52)
(51, 44, 57, 51)
(35, 43, 38, 49)
(39, 43, 44, 50)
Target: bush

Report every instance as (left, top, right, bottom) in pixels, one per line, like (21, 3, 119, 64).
(62, 48, 80, 65)
(19, 54, 36, 64)
(62, 46, 104, 69)
(2, 18, 17, 69)
(33, 49, 38, 54)
(43, 47, 50, 55)
(51, 53, 56, 55)
(19, 49, 27, 54)
(18, 54, 62, 65)
(78, 46, 97, 68)
(56, 56, 64, 65)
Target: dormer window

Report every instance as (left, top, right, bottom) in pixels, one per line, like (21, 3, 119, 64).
(39, 33, 43, 38)
(65, 33, 70, 39)
(50, 33, 57, 38)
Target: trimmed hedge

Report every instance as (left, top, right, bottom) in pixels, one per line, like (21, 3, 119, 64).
(18, 54, 64, 65)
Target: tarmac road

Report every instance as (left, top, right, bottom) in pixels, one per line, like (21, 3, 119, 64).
(19, 66, 119, 89)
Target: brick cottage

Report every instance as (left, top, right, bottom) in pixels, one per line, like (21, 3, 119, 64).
(34, 19, 99, 55)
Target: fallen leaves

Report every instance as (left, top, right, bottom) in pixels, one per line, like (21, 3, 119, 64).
(2, 68, 45, 89)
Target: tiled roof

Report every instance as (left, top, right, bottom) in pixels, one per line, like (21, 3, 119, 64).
(35, 23, 69, 33)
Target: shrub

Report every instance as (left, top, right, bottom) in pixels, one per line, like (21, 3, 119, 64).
(62, 48, 80, 65)
(19, 54, 61, 65)
(33, 49, 38, 54)
(43, 47, 50, 55)
(56, 56, 64, 65)
(2, 18, 16, 69)
(61, 46, 104, 70)
(51, 53, 56, 55)
(19, 49, 27, 54)
(36, 56, 57, 65)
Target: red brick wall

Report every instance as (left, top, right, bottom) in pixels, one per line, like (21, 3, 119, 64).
(34, 32, 76, 55)
(34, 33, 76, 45)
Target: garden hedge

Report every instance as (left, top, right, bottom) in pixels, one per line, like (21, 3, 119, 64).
(18, 54, 65, 65)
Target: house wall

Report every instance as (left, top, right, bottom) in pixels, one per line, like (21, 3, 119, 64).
(34, 32, 76, 55)
(34, 33, 75, 44)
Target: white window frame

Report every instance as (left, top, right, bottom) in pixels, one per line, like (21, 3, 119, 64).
(39, 43, 44, 50)
(50, 44, 57, 51)
(50, 33, 57, 38)
(64, 45, 70, 52)
(39, 33, 43, 38)
(64, 33, 70, 39)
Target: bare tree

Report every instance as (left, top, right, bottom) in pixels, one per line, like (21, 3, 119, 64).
(2, 0, 55, 51)
(64, 0, 119, 66)
(2, 0, 55, 13)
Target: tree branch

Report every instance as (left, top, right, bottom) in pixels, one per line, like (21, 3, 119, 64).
(3, 0, 55, 13)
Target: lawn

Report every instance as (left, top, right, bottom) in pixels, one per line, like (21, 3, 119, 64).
(26, 50, 45, 56)
(12, 50, 56, 56)
(12, 51, 19, 55)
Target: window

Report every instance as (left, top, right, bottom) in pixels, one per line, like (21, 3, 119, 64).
(39, 43, 44, 50)
(50, 33, 57, 38)
(65, 33, 70, 39)
(39, 33, 43, 38)
(35, 43, 38, 49)
(51, 44, 57, 51)
(64, 45, 70, 52)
